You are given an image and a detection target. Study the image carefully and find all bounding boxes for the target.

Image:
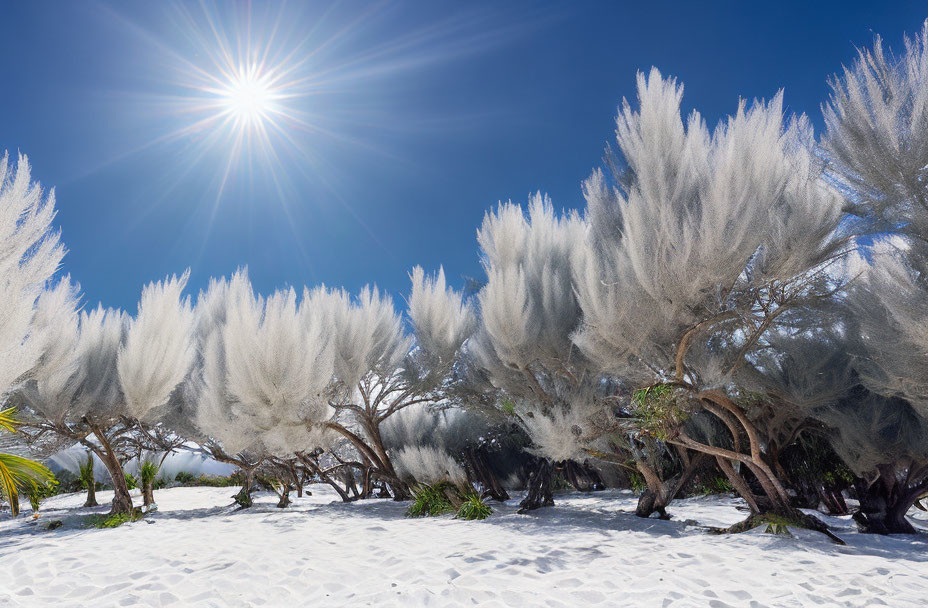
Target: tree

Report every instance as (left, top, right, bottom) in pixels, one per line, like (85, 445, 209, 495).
(21, 274, 193, 514)
(0, 153, 64, 515)
(189, 270, 336, 507)
(320, 268, 474, 500)
(819, 20, 928, 533)
(468, 196, 617, 512)
(572, 68, 846, 531)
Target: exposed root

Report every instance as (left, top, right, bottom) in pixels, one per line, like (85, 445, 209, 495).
(708, 512, 846, 545)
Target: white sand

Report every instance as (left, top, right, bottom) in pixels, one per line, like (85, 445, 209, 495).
(1, 486, 926, 607)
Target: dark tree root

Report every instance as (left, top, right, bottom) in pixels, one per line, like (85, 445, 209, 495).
(708, 511, 846, 545)
(518, 459, 555, 514)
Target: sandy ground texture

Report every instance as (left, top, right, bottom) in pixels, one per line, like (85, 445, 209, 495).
(1, 486, 926, 607)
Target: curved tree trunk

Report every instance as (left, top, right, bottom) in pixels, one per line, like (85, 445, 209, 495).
(635, 453, 705, 518)
(87, 428, 133, 515)
(518, 458, 554, 513)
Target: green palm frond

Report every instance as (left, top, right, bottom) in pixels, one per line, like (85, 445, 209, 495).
(0, 453, 55, 516)
(0, 407, 18, 434)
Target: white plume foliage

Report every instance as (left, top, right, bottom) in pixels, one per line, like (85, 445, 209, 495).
(407, 266, 475, 366)
(392, 445, 467, 487)
(573, 68, 844, 381)
(0, 153, 65, 396)
(823, 20, 928, 240)
(118, 272, 196, 421)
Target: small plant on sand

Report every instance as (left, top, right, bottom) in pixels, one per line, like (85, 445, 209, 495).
(457, 493, 492, 520)
(406, 482, 456, 517)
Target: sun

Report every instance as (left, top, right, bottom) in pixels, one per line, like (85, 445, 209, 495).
(220, 64, 276, 127)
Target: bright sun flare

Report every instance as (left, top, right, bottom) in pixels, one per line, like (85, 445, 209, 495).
(220, 65, 275, 126)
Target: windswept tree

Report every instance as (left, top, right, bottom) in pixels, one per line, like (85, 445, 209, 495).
(22, 273, 193, 514)
(819, 21, 928, 533)
(0, 153, 64, 513)
(320, 267, 474, 500)
(468, 196, 617, 512)
(190, 271, 336, 507)
(572, 69, 847, 531)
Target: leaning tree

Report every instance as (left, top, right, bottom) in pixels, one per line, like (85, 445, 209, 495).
(819, 20, 928, 533)
(318, 267, 474, 500)
(22, 273, 194, 514)
(468, 196, 619, 512)
(571, 68, 848, 533)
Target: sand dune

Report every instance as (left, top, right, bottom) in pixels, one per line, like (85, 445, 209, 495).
(1, 487, 926, 607)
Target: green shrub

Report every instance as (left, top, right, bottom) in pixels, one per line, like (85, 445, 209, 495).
(139, 460, 160, 487)
(124, 473, 137, 490)
(628, 470, 646, 493)
(173, 472, 238, 487)
(27, 477, 60, 514)
(632, 384, 688, 440)
(406, 482, 456, 517)
(457, 494, 492, 520)
(86, 509, 144, 529)
(78, 453, 95, 490)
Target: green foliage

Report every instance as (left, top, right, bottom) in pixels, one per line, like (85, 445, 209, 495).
(174, 471, 238, 487)
(628, 470, 646, 492)
(694, 476, 735, 495)
(86, 509, 144, 529)
(124, 473, 137, 490)
(139, 460, 160, 487)
(500, 398, 516, 416)
(78, 454, 95, 490)
(27, 478, 60, 514)
(0, 407, 56, 517)
(632, 384, 687, 440)
(406, 482, 456, 517)
(457, 493, 492, 520)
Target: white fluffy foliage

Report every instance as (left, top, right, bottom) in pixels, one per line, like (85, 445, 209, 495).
(472, 195, 587, 382)
(118, 272, 196, 421)
(573, 68, 843, 378)
(312, 285, 410, 389)
(823, 24, 928, 423)
(847, 245, 928, 418)
(407, 266, 475, 366)
(823, 20, 928, 240)
(193, 270, 335, 457)
(222, 271, 335, 456)
(0, 153, 65, 396)
(25, 301, 128, 425)
(392, 445, 467, 487)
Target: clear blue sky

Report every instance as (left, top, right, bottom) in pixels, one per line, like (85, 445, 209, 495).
(1, 1, 924, 311)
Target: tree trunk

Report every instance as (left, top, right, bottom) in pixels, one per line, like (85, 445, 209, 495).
(364, 419, 410, 500)
(518, 458, 554, 513)
(142, 481, 155, 507)
(635, 453, 705, 518)
(276, 486, 291, 508)
(852, 469, 927, 534)
(233, 467, 255, 509)
(83, 483, 98, 508)
(88, 428, 133, 515)
(464, 446, 509, 502)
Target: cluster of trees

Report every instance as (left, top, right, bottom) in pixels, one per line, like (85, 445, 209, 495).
(3, 22, 928, 536)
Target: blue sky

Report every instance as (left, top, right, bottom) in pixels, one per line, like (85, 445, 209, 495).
(1, 1, 925, 311)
